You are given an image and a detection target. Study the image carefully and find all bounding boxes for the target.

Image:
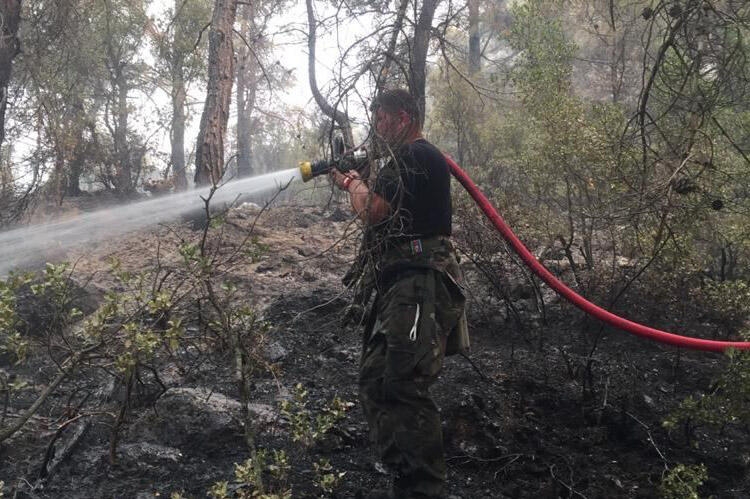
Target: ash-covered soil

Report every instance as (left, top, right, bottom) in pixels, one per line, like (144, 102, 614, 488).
(1, 200, 748, 498)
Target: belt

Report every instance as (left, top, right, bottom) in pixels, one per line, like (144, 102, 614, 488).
(384, 235, 453, 258)
(375, 236, 453, 290)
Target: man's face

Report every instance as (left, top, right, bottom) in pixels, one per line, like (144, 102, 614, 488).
(374, 108, 409, 145)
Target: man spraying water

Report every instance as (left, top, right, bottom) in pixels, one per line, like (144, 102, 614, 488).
(329, 89, 469, 499)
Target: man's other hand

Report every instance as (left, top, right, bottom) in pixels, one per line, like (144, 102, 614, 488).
(330, 169, 361, 190)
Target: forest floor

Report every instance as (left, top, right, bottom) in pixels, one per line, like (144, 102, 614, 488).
(1, 195, 749, 498)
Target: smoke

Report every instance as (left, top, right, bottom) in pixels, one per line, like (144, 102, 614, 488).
(0, 169, 301, 276)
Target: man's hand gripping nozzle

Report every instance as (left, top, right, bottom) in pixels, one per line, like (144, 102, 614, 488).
(298, 135, 368, 182)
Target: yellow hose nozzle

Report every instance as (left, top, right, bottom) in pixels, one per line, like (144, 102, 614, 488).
(298, 161, 314, 182)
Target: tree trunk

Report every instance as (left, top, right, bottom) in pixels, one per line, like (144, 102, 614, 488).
(468, 0, 480, 74)
(305, 0, 352, 146)
(410, 0, 439, 124)
(194, 0, 238, 186)
(236, 3, 255, 178)
(379, 0, 409, 85)
(53, 140, 65, 204)
(0, 0, 21, 149)
(114, 68, 132, 195)
(67, 127, 87, 197)
(171, 52, 188, 190)
(0, 142, 13, 196)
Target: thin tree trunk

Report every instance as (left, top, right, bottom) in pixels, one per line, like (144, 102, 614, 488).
(115, 69, 132, 194)
(305, 0, 352, 146)
(0, 142, 12, 196)
(67, 121, 92, 197)
(0, 0, 20, 150)
(171, 52, 188, 190)
(468, 0, 480, 74)
(410, 0, 439, 124)
(53, 140, 65, 204)
(380, 0, 409, 84)
(236, 3, 255, 178)
(194, 0, 238, 186)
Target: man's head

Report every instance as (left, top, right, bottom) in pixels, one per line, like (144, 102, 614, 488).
(370, 89, 423, 146)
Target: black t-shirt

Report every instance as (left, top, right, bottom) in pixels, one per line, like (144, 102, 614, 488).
(371, 139, 452, 240)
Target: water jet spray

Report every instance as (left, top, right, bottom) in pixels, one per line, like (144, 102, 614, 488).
(0, 169, 300, 276)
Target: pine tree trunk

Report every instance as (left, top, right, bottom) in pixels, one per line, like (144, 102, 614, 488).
(194, 0, 238, 186)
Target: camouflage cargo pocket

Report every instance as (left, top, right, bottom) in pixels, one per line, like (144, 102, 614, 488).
(379, 271, 444, 384)
(435, 271, 466, 333)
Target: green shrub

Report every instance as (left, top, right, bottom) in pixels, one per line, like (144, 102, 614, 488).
(701, 280, 750, 334)
(313, 457, 345, 495)
(208, 449, 291, 498)
(659, 463, 707, 499)
(665, 331, 750, 439)
(279, 383, 352, 447)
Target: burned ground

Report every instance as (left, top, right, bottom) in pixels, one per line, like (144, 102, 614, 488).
(0, 201, 748, 498)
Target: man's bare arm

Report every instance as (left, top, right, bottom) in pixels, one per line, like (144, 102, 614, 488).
(331, 170, 391, 224)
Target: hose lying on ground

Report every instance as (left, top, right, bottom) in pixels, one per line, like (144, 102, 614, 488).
(445, 155, 750, 353)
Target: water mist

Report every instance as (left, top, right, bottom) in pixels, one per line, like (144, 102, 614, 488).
(0, 168, 301, 276)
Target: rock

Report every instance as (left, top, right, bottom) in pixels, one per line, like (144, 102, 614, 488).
(239, 202, 261, 212)
(120, 442, 183, 465)
(374, 461, 389, 475)
(643, 394, 655, 408)
(13, 278, 100, 339)
(255, 260, 278, 273)
(324, 346, 356, 362)
(616, 256, 634, 268)
(296, 246, 317, 257)
(129, 387, 242, 449)
(302, 270, 316, 282)
(246, 403, 278, 426)
(264, 341, 288, 362)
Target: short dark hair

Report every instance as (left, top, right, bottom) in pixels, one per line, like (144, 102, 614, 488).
(371, 88, 423, 128)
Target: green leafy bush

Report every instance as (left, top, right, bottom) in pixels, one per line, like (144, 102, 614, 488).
(665, 343, 750, 436)
(279, 383, 352, 447)
(208, 449, 291, 498)
(659, 463, 707, 499)
(313, 457, 345, 495)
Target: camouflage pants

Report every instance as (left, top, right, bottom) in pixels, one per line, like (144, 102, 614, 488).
(359, 268, 465, 498)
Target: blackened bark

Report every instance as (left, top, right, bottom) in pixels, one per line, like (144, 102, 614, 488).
(0, 0, 21, 149)
(194, 0, 238, 186)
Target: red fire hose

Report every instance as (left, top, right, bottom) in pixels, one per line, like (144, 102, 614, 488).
(445, 155, 750, 352)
